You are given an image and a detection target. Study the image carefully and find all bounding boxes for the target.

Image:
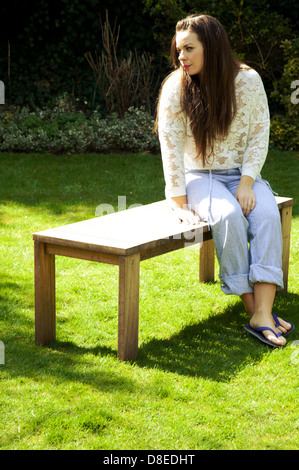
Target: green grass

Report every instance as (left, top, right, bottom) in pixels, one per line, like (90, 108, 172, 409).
(0, 150, 298, 450)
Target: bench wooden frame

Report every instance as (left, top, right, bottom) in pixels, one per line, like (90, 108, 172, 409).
(33, 196, 293, 361)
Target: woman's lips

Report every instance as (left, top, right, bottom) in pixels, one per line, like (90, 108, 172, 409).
(183, 65, 191, 71)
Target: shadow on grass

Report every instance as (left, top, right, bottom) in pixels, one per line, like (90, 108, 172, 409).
(136, 303, 259, 381)
(44, 292, 298, 383)
(3, 336, 136, 393)
(0, 153, 165, 215)
(1, 266, 298, 386)
(135, 294, 299, 381)
(0, 273, 133, 392)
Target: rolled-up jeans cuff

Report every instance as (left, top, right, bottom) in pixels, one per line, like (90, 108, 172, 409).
(249, 264, 284, 290)
(220, 273, 253, 296)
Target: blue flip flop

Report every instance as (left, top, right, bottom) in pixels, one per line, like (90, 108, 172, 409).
(244, 323, 284, 348)
(272, 314, 295, 336)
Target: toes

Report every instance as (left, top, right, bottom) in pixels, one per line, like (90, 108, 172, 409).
(277, 325, 287, 334)
(275, 336, 286, 346)
(261, 327, 286, 346)
(265, 331, 286, 346)
(277, 317, 291, 332)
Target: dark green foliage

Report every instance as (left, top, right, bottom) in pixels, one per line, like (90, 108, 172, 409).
(0, 0, 156, 108)
(0, 0, 298, 149)
(0, 98, 159, 154)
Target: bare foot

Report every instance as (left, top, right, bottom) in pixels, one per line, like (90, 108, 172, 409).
(240, 294, 293, 336)
(274, 316, 293, 335)
(250, 313, 286, 346)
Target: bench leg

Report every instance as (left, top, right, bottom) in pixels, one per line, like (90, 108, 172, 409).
(280, 205, 293, 294)
(34, 241, 56, 345)
(118, 253, 140, 361)
(199, 238, 215, 282)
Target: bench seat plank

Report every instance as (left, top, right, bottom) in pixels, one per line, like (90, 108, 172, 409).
(33, 200, 208, 256)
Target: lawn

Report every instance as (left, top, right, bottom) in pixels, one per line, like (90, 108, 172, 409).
(0, 150, 298, 450)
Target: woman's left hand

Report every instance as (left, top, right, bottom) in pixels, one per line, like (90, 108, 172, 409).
(235, 176, 256, 217)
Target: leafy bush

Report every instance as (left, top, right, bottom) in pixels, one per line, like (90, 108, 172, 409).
(270, 38, 299, 150)
(0, 100, 160, 154)
(270, 116, 299, 151)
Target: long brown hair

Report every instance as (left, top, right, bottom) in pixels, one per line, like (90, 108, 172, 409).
(160, 14, 240, 165)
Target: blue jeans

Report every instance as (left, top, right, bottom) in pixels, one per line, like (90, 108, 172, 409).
(186, 168, 284, 295)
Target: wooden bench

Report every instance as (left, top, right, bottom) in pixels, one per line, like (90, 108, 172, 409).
(33, 196, 293, 361)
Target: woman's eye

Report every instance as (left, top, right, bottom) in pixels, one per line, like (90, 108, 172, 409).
(176, 47, 193, 54)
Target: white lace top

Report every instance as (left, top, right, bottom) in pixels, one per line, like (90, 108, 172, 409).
(158, 67, 270, 198)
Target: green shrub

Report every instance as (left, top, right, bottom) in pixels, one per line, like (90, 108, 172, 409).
(0, 103, 160, 154)
(270, 38, 299, 150)
(270, 116, 299, 151)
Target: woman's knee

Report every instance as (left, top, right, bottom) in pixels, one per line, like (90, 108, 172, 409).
(213, 200, 247, 230)
(251, 198, 280, 225)
(253, 182, 280, 222)
(221, 200, 244, 222)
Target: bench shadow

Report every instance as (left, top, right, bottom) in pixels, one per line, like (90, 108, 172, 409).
(0, 273, 133, 392)
(1, 264, 297, 387)
(45, 292, 298, 383)
(135, 294, 299, 382)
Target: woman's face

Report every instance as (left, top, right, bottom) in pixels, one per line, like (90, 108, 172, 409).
(176, 30, 204, 76)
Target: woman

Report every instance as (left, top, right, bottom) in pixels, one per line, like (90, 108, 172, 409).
(157, 14, 294, 347)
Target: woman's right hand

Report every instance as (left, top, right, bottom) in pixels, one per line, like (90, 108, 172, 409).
(170, 195, 201, 225)
(173, 207, 201, 224)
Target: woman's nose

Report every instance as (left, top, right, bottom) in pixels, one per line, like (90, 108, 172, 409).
(178, 50, 186, 61)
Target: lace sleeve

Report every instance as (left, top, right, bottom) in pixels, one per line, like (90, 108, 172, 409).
(241, 73, 270, 180)
(158, 74, 187, 198)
